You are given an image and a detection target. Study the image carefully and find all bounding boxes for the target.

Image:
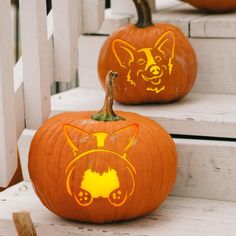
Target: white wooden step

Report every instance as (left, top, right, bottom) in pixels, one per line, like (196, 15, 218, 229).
(1, 182, 236, 236)
(51, 88, 236, 139)
(18, 128, 236, 202)
(101, 3, 236, 39)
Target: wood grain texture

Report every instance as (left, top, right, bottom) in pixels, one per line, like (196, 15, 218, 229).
(19, 0, 51, 129)
(82, 0, 105, 33)
(78, 36, 107, 89)
(0, 0, 18, 187)
(191, 38, 236, 94)
(12, 211, 37, 236)
(173, 139, 236, 201)
(18, 130, 236, 201)
(1, 182, 236, 235)
(13, 58, 25, 139)
(98, 9, 131, 35)
(50, 88, 236, 138)
(191, 10, 236, 38)
(52, 0, 81, 83)
(131, 4, 204, 37)
(111, 0, 156, 15)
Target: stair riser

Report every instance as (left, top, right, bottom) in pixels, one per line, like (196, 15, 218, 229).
(18, 130, 236, 202)
(79, 35, 236, 95)
(173, 139, 236, 201)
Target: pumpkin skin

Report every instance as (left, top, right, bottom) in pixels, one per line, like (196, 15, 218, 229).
(29, 71, 177, 223)
(98, 0, 197, 104)
(181, 0, 236, 13)
(29, 111, 177, 223)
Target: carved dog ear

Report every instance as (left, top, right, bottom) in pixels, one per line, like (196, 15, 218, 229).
(107, 124, 139, 154)
(154, 31, 175, 74)
(63, 124, 90, 155)
(112, 39, 136, 69)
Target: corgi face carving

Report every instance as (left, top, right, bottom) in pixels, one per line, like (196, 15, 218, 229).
(112, 31, 175, 94)
(64, 124, 139, 207)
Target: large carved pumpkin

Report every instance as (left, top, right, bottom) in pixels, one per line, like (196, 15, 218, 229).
(98, 0, 197, 105)
(181, 0, 236, 12)
(28, 71, 177, 223)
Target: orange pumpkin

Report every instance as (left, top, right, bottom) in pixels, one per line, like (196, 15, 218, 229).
(181, 0, 236, 12)
(98, 0, 197, 105)
(28, 71, 177, 223)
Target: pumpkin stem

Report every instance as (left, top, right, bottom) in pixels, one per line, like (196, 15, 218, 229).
(92, 71, 125, 122)
(132, 0, 154, 28)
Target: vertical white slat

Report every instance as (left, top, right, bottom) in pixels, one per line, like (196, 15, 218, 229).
(0, 0, 18, 187)
(111, 0, 156, 15)
(13, 58, 25, 139)
(52, 0, 82, 83)
(19, 0, 51, 129)
(155, 0, 179, 10)
(82, 0, 105, 33)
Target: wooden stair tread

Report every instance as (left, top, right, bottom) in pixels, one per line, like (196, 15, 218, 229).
(51, 88, 236, 138)
(1, 182, 236, 236)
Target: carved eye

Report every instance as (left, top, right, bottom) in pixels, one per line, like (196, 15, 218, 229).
(155, 56, 162, 62)
(137, 58, 145, 65)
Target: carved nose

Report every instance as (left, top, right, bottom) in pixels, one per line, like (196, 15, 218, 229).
(150, 65, 160, 75)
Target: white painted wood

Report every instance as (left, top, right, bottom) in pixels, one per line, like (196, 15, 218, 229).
(52, 0, 81, 83)
(155, 0, 180, 10)
(131, 4, 204, 37)
(173, 139, 236, 201)
(98, 9, 131, 35)
(13, 9, 53, 136)
(0, 0, 18, 187)
(111, 0, 156, 15)
(1, 182, 236, 235)
(18, 129, 36, 181)
(51, 88, 236, 138)
(46, 10, 55, 87)
(82, 0, 105, 33)
(13, 58, 25, 139)
(191, 38, 236, 95)
(19, 0, 51, 129)
(191, 11, 236, 38)
(78, 35, 107, 89)
(18, 130, 236, 201)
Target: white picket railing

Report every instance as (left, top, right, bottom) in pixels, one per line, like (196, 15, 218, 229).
(0, 0, 18, 187)
(0, 0, 173, 188)
(0, 0, 105, 188)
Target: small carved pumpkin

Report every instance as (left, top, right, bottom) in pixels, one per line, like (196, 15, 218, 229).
(181, 0, 236, 12)
(98, 0, 197, 104)
(28, 71, 177, 223)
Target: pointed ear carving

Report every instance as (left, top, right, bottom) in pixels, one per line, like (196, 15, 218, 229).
(108, 124, 139, 154)
(63, 124, 90, 154)
(154, 31, 175, 75)
(112, 39, 136, 69)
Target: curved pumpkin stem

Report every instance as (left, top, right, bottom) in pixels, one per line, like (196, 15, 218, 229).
(92, 71, 125, 122)
(132, 0, 154, 28)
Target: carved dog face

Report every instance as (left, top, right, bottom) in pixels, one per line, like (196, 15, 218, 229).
(112, 31, 175, 94)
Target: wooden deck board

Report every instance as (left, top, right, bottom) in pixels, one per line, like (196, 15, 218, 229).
(50, 88, 236, 138)
(1, 182, 236, 236)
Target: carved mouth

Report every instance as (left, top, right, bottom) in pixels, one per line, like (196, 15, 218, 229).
(146, 86, 165, 94)
(141, 71, 164, 85)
